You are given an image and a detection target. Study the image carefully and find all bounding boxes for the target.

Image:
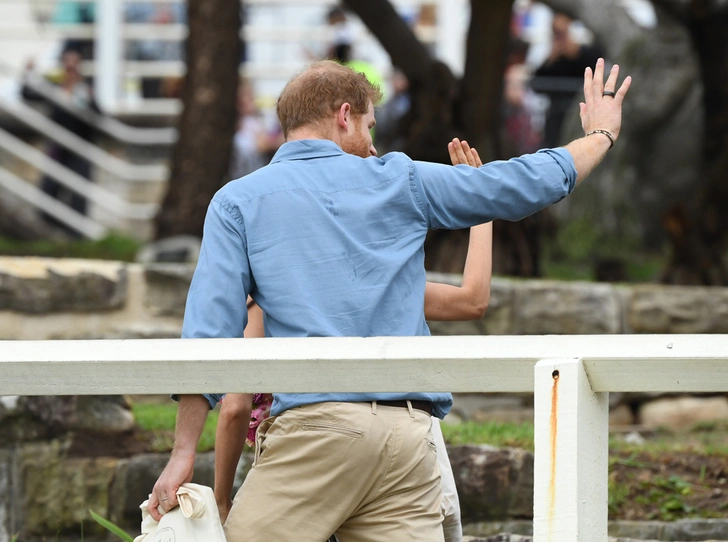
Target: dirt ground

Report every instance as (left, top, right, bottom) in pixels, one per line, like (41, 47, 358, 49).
(609, 448, 728, 520)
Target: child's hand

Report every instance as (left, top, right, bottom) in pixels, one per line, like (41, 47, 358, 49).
(448, 138, 483, 168)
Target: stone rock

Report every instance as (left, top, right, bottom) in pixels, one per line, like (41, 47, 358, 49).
(426, 276, 514, 336)
(136, 235, 201, 264)
(144, 264, 195, 317)
(10, 395, 135, 435)
(609, 403, 636, 428)
(0, 257, 127, 313)
(629, 285, 728, 333)
(73, 396, 136, 433)
(450, 445, 533, 522)
(638, 396, 728, 430)
(17, 441, 118, 535)
(663, 519, 728, 541)
(513, 281, 622, 334)
(608, 520, 663, 540)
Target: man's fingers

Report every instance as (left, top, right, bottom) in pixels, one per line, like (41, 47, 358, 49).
(460, 140, 477, 167)
(453, 138, 469, 165)
(447, 141, 459, 166)
(148, 493, 163, 521)
(583, 67, 593, 107)
(615, 75, 632, 105)
(592, 58, 605, 100)
(603, 64, 619, 94)
(471, 147, 483, 168)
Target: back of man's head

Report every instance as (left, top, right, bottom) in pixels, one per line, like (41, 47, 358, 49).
(276, 60, 382, 139)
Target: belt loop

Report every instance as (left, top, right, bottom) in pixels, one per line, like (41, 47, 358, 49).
(406, 400, 415, 418)
(371, 401, 377, 415)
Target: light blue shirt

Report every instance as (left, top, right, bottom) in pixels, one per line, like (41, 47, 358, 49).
(182, 139, 576, 419)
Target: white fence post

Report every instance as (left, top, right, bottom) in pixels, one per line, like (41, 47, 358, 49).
(96, 0, 123, 114)
(533, 358, 609, 542)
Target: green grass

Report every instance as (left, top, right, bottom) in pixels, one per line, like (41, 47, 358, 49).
(441, 420, 535, 450)
(0, 233, 141, 261)
(132, 402, 219, 452)
(89, 510, 134, 542)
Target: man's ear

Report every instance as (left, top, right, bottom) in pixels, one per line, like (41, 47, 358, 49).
(336, 103, 351, 131)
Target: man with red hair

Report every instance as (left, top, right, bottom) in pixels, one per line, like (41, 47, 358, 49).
(149, 59, 630, 541)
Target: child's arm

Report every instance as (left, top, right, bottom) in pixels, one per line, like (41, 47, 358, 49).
(214, 393, 252, 522)
(424, 142, 493, 322)
(214, 300, 264, 523)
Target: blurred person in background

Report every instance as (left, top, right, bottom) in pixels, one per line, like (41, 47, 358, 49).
(22, 46, 98, 230)
(503, 64, 542, 158)
(51, 0, 95, 60)
(532, 12, 602, 147)
(375, 69, 410, 153)
(125, 2, 186, 98)
(324, 7, 385, 93)
(228, 80, 284, 180)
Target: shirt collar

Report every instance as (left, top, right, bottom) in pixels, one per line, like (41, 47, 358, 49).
(270, 139, 346, 164)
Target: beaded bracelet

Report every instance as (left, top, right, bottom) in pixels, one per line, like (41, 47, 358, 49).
(586, 129, 615, 149)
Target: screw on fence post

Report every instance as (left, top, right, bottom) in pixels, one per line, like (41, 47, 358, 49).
(533, 358, 609, 542)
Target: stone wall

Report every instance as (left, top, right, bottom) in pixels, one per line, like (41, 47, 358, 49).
(4, 257, 728, 340)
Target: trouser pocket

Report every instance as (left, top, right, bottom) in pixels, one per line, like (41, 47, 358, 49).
(253, 416, 276, 467)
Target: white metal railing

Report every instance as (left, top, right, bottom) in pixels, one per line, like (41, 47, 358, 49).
(0, 98, 167, 183)
(3, 65, 178, 146)
(0, 165, 106, 238)
(2, 334, 727, 541)
(0, 126, 158, 221)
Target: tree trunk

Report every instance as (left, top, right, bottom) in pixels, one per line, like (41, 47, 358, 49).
(154, 0, 242, 239)
(458, 0, 514, 160)
(652, 1, 728, 284)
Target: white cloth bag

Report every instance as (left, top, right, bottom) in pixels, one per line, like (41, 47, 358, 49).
(431, 417, 463, 542)
(133, 483, 227, 542)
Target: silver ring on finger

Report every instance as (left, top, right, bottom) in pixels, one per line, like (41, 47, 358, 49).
(602, 91, 616, 98)
(161, 497, 169, 502)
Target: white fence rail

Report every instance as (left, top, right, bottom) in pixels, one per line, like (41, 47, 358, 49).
(0, 164, 107, 238)
(2, 334, 728, 541)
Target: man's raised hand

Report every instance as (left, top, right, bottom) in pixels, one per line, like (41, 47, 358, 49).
(579, 58, 632, 143)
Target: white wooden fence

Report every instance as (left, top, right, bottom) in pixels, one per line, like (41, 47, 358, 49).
(2, 334, 727, 541)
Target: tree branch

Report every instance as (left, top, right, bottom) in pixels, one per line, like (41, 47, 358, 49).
(342, 0, 433, 84)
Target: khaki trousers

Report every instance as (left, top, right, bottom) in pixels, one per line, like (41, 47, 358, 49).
(223, 401, 444, 542)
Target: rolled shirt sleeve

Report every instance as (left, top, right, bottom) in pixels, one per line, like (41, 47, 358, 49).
(174, 196, 254, 409)
(412, 148, 577, 230)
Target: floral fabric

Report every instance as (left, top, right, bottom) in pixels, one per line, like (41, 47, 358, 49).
(247, 393, 273, 446)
